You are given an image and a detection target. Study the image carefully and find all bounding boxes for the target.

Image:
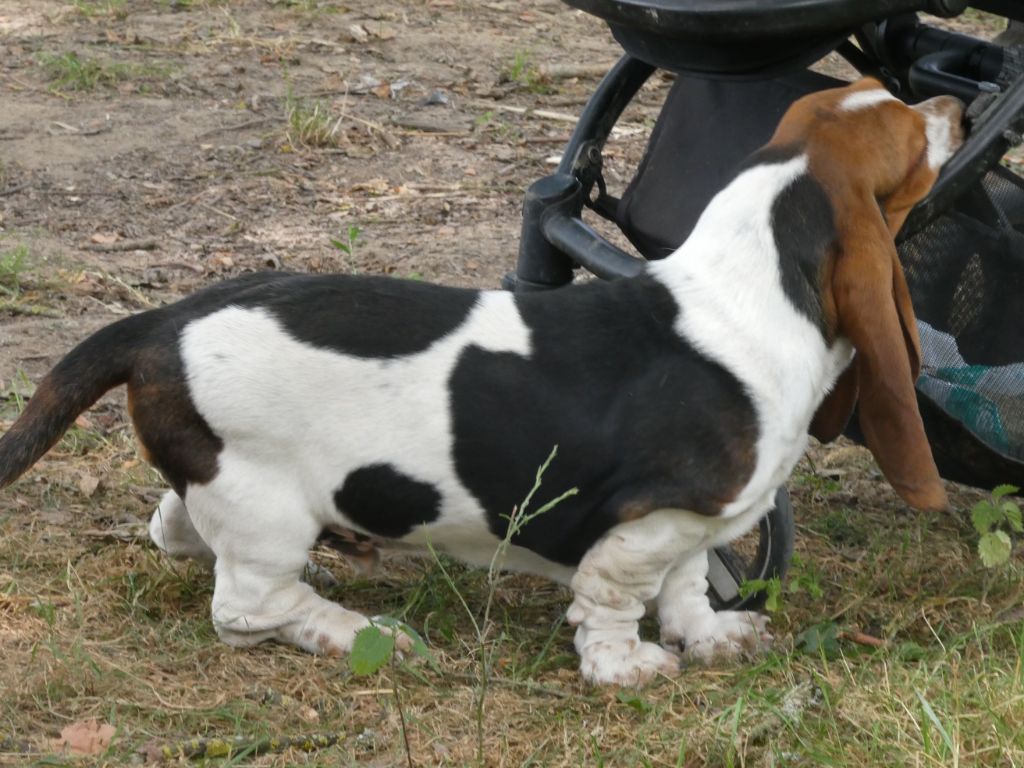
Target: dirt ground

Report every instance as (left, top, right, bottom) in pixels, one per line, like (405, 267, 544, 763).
(0, 2, 1021, 767)
(0, 0, 669, 381)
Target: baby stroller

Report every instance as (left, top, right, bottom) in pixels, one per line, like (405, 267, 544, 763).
(508, 0, 1024, 609)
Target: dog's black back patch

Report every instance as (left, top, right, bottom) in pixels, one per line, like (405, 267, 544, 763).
(334, 463, 441, 538)
(770, 173, 836, 332)
(253, 275, 480, 358)
(449, 275, 759, 566)
(121, 272, 479, 494)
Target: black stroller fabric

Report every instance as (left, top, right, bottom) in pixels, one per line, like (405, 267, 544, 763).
(617, 73, 1024, 488)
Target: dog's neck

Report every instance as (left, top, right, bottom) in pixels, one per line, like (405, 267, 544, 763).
(648, 154, 853, 511)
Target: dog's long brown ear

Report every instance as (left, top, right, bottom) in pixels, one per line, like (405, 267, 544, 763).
(810, 361, 857, 443)
(830, 190, 947, 511)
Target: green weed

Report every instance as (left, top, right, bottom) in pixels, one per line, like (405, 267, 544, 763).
(0, 244, 30, 298)
(68, 0, 127, 18)
(329, 224, 362, 257)
(38, 52, 173, 93)
(502, 50, 552, 94)
(972, 484, 1022, 567)
(284, 94, 344, 149)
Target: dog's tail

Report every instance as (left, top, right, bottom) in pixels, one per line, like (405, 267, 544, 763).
(0, 311, 156, 489)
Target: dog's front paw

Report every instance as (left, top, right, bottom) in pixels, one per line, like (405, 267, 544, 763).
(579, 639, 680, 686)
(668, 610, 771, 664)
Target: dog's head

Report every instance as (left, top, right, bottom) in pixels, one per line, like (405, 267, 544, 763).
(774, 78, 964, 511)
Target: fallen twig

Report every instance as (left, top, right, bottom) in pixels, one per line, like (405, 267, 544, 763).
(81, 238, 160, 253)
(841, 630, 886, 648)
(469, 100, 579, 124)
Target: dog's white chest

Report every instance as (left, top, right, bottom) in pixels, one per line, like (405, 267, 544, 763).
(651, 156, 852, 517)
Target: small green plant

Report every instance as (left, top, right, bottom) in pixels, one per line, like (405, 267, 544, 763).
(330, 224, 362, 257)
(284, 94, 344, 149)
(39, 52, 121, 91)
(972, 484, 1022, 567)
(0, 245, 30, 297)
(794, 470, 842, 497)
(349, 446, 577, 766)
(69, 0, 127, 18)
(738, 554, 822, 614)
(350, 617, 432, 676)
(738, 575, 783, 613)
(502, 50, 551, 94)
(38, 52, 171, 93)
(796, 620, 841, 659)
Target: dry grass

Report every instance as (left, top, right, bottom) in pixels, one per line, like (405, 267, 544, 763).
(2, 414, 1023, 766)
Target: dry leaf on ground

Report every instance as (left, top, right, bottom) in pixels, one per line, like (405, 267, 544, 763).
(53, 720, 116, 755)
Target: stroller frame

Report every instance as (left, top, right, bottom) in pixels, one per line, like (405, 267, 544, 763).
(507, 0, 1024, 609)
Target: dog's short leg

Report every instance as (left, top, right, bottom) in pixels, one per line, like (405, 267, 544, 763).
(657, 551, 771, 663)
(149, 489, 337, 588)
(567, 510, 713, 686)
(148, 490, 215, 566)
(183, 479, 391, 656)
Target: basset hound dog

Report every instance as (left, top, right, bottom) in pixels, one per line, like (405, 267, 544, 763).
(0, 78, 963, 685)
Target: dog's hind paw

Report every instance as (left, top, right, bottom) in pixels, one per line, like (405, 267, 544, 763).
(579, 639, 680, 686)
(669, 610, 772, 664)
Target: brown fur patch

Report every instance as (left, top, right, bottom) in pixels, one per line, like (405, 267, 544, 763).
(615, 431, 758, 523)
(127, 346, 222, 497)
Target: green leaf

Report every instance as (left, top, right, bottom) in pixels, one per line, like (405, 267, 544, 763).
(739, 576, 782, 613)
(978, 530, 1013, 568)
(1001, 500, 1023, 533)
(796, 621, 840, 659)
(350, 626, 395, 675)
(992, 484, 1020, 501)
(763, 581, 782, 614)
(971, 501, 1002, 536)
(329, 238, 352, 254)
(615, 690, 652, 714)
(738, 578, 768, 598)
(896, 641, 926, 662)
(370, 616, 437, 669)
(916, 689, 955, 755)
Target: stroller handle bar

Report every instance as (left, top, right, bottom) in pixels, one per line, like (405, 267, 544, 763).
(509, 17, 1024, 288)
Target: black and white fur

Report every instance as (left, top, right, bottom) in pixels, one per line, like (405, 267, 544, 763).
(0, 85, 962, 685)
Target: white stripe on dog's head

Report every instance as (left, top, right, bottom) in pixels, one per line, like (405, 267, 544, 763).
(839, 87, 898, 112)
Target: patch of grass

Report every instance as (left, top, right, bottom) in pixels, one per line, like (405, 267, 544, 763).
(38, 52, 175, 93)
(284, 94, 345, 149)
(0, 243, 65, 317)
(0, 244, 30, 298)
(3, 430, 1024, 764)
(501, 50, 552, 94)
(68, 0, 128, 19)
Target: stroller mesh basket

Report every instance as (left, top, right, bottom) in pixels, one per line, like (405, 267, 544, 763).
(898, 165, 1024, 487)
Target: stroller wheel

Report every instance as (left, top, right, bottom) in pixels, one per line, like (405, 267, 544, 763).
(706, 486, 795, 612)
